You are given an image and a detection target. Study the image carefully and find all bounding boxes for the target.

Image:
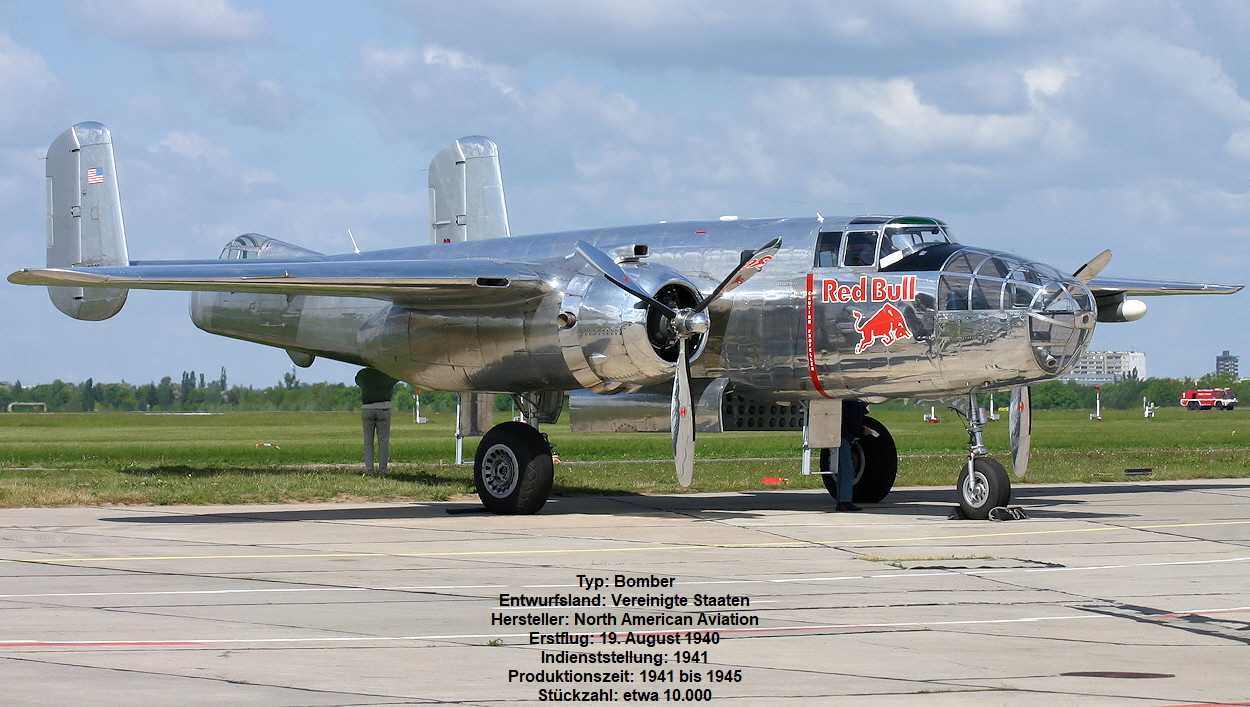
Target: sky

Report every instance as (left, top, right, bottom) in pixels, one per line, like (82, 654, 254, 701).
(1, 0, 1248, 389)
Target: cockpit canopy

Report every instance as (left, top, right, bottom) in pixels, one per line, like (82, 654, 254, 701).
(219, 234, 323, 260)
(815, 216, 956, 269)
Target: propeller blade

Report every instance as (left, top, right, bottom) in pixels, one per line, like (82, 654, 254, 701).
(671, 336, 694, 487)
(575, 240, 677, 317)
(694, 237, 782, 312)
(1009, 386, 1032, 478)
(1073, 249, 1113, 284)
(577, 237, 781, 489)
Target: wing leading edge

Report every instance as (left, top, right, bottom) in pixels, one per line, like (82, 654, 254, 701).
(8, 258, 550, 308)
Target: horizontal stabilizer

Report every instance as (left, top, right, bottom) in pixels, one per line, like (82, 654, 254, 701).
(9, 258, 549, 309)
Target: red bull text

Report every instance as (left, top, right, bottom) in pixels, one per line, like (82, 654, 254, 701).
(822, 275, 917, 304)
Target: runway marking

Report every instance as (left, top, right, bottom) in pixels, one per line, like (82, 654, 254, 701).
(1, 557, 1246, 600)
(3, 605, 1248, 650)
(3, 518, 1248, 566)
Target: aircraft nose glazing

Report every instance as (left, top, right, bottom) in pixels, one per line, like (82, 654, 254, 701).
(934, 247, 1096, 378)
(1023, 274, 1096, 375)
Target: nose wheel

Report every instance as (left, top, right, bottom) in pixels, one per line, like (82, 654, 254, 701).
(957, 456, 1011, 518)
(950, 392, 1012, 519)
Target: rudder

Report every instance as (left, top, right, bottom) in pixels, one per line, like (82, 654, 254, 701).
(45, 122, 129, 320)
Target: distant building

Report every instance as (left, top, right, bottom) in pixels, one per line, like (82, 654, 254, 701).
(1216, 350, 1239, 378)
(1060, 351, 1147, 385)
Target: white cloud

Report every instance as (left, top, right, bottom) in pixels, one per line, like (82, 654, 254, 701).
(354, 44, 523, 139)
(0, 34, 66, 135)
(1023, 64, 1072, 105)
(150, 130, 278, 185)
(1225, 129, 1250, 162)
(73, 0, 269, 51)
(185, 57, 297, 129)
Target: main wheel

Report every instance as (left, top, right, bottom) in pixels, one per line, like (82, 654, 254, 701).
(819, 416, 898, 504)
(957, 457, 1011, 520)
(474, 422, 554, 515)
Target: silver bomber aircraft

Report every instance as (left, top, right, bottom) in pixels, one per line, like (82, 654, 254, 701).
(10, 123, 1243, 518)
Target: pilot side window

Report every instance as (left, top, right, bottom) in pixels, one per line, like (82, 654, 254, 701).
(842, 231, 879, 267)
(813, 231, 842, 267)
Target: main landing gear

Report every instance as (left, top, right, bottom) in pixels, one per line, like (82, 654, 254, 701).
(818, 416, 898, 504)
(474, 421, 554, 515)
(950, 392, 1011, 520)
(473, 392, 562, 515)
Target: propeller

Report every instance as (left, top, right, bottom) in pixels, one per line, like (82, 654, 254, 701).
(1073, 249, 1112, 284)
(1008, 386, 1031, 478)
(576, 237, 782, 486)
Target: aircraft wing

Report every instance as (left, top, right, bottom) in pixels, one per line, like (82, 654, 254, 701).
(7, 258, 550, 308)
(1086, 276, 1243, 296)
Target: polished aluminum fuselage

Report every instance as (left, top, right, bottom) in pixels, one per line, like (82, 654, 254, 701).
(190, 216, 1095, 400)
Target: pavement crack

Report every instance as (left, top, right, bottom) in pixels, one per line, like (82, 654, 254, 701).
(0, 653, 437, 704)
(1074, 601, 1250, 646)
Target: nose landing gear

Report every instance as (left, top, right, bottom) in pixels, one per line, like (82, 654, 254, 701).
(950, 392, 1011, 519)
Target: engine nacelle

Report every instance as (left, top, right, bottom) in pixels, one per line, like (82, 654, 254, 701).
(1096, 295, 1148, 323)
(559, 260, 705, 393)
(352, 259, 706, 393)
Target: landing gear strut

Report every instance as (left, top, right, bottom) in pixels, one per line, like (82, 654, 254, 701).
(951, 392, 1011, 519)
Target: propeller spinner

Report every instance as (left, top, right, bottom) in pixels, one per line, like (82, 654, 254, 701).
(575, 237, 782, 486)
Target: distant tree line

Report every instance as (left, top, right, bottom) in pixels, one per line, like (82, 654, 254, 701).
(0, 369, 469, 414)
(1024, 372, 1243, 411)
(875, 372, 1244, 412)
(0, 370, 1243, 414)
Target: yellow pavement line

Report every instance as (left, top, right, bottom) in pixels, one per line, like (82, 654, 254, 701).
(2, 519, 1247, 565)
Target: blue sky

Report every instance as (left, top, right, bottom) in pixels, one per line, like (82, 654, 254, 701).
(2, 0, 1248, 388)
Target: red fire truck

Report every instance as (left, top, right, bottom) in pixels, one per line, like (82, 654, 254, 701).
(1180, 389, 1238, 410)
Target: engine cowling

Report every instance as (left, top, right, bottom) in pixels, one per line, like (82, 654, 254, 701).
(558, 261, 704, 394)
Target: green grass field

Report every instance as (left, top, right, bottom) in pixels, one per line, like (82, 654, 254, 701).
(1, 407, 1247, 507)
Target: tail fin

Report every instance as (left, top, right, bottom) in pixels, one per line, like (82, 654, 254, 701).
(427, 136, 510, 244)
(45, 122, 129, 320)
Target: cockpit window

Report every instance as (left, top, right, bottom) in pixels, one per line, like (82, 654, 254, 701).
(813, 231, 842, 268)
(835, 225, 956, 269)
(221, 234, 263, 259)
(843, 231, 879, 267)
(880, 225, 954, 267)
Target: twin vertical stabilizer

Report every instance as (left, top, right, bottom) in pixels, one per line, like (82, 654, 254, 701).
(45, 122, 129, 320)
(427, 136, 510, 244)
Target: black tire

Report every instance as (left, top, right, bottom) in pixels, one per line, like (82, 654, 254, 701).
(1188, 401, 1200, 410)
(957, 457, 1011, 520)
(474, 422, 554, 515)
(819, 416, 898, 504)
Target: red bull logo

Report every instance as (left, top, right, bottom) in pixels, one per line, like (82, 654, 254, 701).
(851, 303, 913, 354)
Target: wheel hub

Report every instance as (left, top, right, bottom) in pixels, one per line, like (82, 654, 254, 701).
(962, 467, 990, 507)
(480, 444, 520, 498)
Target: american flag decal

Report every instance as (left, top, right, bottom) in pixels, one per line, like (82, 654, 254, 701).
(86, 167, 104, 185)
